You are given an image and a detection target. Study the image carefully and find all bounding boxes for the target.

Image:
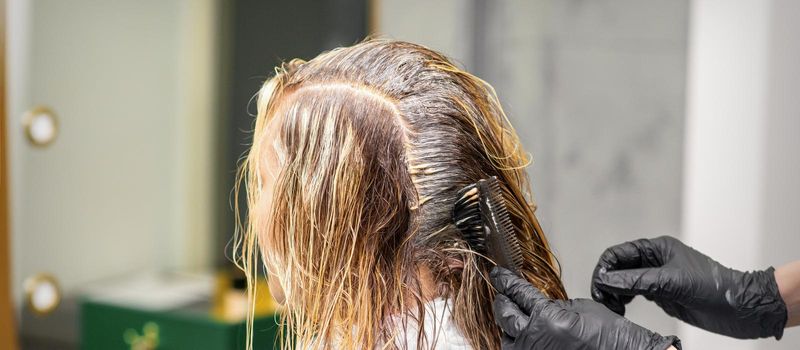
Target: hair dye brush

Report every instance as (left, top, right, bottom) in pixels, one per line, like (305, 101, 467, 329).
(452, 176, 523, 273)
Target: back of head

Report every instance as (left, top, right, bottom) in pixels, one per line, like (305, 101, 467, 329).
(239, 39, 566, 349)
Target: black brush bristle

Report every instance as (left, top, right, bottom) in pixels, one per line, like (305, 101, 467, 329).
(452, 176, 524, 273)
(453, 184, 486, 253)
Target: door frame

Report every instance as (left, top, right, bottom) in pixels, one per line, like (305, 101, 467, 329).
(1, 0, 20, 348)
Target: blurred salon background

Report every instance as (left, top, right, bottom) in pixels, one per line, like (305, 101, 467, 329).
(1, 0, 798, 349)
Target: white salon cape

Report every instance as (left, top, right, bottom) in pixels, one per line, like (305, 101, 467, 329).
(389, 298, 473, 350)
(305, 298, 473, 349)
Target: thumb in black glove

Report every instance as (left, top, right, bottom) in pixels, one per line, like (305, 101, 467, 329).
(491, 267, 680, 350)
(591, 235, 788, 340)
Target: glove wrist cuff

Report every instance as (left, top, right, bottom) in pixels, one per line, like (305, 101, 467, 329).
(755, 267, 789, 340)
(647, 334, 681, 350)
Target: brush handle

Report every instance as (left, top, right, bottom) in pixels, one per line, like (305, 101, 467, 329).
(483, 225, 517, 272)
(477, 177, 523, 273)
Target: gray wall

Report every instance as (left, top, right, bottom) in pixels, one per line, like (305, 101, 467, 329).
(379, 0, 688, 336)
(486, 1, 688, 336)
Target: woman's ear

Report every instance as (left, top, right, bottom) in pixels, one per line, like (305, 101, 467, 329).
(446, 256, 465, 271)
(267, 274, 285, 304)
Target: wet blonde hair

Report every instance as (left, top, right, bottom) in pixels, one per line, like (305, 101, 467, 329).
(235, 39, 566, 350)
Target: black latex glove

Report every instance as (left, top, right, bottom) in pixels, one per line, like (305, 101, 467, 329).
(491, 267, 680, 350)
(591, 235, 788, 340)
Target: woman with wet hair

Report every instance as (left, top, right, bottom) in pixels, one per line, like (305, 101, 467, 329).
(235, 39, 565, 349)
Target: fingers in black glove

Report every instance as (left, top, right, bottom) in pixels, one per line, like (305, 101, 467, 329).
(590, 236, 788, 340)
(492, 267, 549, 314)
(491, 267, 680, 350)
(590, 237, 670, 315)
(493, 293, 530, 338)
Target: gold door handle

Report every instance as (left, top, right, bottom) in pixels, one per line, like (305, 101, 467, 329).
(24, 273, 61, 316)
(22, 106, 59, 147)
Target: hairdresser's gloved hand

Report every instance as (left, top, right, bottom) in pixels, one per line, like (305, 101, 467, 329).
(591, 236, 788, 340)
(491, 267, 680, 350)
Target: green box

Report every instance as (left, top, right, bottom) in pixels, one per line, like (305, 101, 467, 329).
(81, 299, 280, 350)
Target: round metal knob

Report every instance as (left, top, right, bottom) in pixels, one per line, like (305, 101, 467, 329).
(22, 106, 59, 147)
(24, 273, 61, 316)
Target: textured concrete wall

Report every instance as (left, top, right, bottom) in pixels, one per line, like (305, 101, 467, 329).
(496, 1, 688, 337)
(379, 0, 689, 337)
